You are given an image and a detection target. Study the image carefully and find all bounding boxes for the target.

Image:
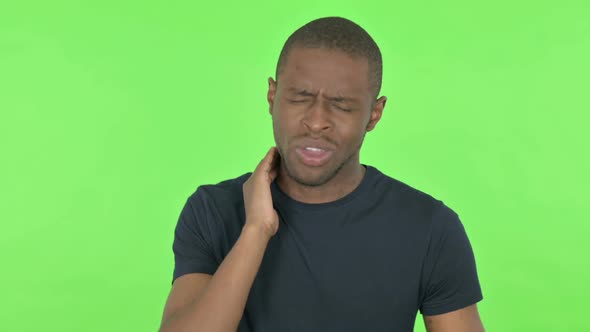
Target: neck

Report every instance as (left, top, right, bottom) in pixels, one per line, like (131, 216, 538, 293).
(276, 162, 366, 204)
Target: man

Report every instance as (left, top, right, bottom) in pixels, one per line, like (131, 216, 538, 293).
(159, 16, 485, 332)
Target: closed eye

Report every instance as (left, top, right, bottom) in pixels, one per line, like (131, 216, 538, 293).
(287, 99, 352, 112)
(334, 104, 352, 112)
(288, 99, 308, 104)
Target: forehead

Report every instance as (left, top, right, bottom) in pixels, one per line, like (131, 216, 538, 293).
(280, 47, 370, 97)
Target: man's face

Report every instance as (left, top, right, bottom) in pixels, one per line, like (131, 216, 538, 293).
(267, 47, 385, 187)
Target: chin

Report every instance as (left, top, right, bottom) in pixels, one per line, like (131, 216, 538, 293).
(285, 158, 341, 188)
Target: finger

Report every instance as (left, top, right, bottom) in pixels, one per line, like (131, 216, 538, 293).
(256, 147, 278, 174)
(266, 150, 280, 182)
(268, 167, 278, 181)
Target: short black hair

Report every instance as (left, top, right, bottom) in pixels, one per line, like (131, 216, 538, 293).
(275, 16, 383, 101)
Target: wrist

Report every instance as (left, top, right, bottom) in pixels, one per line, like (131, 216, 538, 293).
(242, 222, 273, 242)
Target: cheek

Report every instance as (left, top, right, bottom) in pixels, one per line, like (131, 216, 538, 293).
(274, 107, 297, 132)
(340, 122, 368, 146)
(271, 109, 294, 144)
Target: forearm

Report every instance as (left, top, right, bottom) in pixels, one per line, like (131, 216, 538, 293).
(160, 224, 270, 332)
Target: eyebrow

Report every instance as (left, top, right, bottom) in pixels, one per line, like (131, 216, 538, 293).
(287, 87, 358, 103)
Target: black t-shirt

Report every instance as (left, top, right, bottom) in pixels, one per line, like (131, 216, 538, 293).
(171, 164, 483, 331)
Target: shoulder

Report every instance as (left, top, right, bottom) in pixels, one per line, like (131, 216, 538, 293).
(187, 172, 252, 208)
(370, 165, 449, 220)
(367, 166, 466, 241)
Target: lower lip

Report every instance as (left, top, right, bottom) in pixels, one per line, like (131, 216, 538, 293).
(295, 147, 333, 167)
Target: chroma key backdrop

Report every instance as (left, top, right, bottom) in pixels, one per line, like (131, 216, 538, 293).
(0, 1, 588, 331)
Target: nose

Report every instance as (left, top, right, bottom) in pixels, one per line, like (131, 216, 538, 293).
(301, 99, 332, 133)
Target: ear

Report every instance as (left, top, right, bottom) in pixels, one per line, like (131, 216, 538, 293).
(267, 77, 277, 115)
(366, 96, 387, 132)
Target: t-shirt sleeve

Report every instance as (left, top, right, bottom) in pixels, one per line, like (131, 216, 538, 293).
(419, 202, 484, 316)
(171, 187, 219, 285)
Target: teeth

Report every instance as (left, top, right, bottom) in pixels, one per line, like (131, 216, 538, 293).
(305, 147, 325, 152)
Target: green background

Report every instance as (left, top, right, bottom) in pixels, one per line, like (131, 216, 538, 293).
(1, 0, 588, 331)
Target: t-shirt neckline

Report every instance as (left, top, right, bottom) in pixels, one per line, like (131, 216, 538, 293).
(270, 164, 375, 212)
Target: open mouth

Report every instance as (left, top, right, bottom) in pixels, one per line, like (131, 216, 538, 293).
(295, 147, 333, 167)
